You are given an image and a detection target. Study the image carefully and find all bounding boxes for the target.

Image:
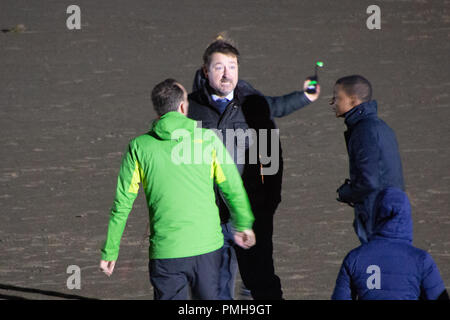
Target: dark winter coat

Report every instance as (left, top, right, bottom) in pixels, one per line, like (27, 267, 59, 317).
(188, 69, 311, 222)
(338, 100, 404, 237)
(332, 187, 447, 300)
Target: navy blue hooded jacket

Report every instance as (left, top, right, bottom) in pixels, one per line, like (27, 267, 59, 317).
(332, 188, 447, 300)
(338, 100, 404, 239)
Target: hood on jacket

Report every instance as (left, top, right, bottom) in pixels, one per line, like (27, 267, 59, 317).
(151, 111, 196, 141)
(192, 68, 207, 93)
(344, 100, 378, 128)
(370, 187, 413, 242)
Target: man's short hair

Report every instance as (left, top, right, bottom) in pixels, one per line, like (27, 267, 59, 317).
(151, 78, 184, 117)
(203, 36, 240, 67)
(335, 75, 372, 103)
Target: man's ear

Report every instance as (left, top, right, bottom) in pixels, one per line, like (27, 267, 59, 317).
(178, 101, 187, 115)
(350, 95, 362, 108)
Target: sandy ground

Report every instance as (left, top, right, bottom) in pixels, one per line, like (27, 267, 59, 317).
(0, 0, 449, 300)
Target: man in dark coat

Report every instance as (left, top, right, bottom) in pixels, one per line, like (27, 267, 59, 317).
(332, 187, 448, 300)
(331, 75, 404, 243)
(188, 37, 320, 299)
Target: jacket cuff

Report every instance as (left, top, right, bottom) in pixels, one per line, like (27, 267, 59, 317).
(301, 91, 312, 104)
(293, 91, 312, 109)
(338, 183, 353, 203)
(101, 248, 119, 261)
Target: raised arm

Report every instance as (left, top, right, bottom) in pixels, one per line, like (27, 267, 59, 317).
(264, 80, 320, 118)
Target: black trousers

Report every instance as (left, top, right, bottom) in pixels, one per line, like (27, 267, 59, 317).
(149, 248, 222, 300)
(234, 206, 283, 300)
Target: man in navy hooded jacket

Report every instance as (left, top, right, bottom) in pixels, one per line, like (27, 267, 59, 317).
(331, 75, 404, 243)
(332, 187, 448, 300)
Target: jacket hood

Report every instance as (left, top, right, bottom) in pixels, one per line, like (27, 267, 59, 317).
(192, 68, 208, 93)
(344, 100, 378, 128)
(150, 111, 197, 140)
(370, 187, 413, 242)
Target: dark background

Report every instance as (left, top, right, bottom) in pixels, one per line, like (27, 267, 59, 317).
(0, 0, 449, 299)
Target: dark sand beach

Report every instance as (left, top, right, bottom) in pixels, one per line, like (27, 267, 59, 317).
(0, 0, 449, 299)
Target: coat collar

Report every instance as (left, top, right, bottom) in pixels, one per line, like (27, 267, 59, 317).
(191, 78, 244, 112)
(150, 111, 196, 140)
(190, 68, 260, 109)
(344, 100, 378, 128)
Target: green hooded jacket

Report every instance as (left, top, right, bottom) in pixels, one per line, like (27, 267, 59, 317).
(101, 111, 254, 260)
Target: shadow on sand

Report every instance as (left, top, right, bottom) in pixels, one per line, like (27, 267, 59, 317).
(0, 284, 99, 300)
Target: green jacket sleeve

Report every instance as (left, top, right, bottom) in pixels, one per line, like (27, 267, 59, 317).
(211, 134, 255, 231)
(101, 140, 141, 261)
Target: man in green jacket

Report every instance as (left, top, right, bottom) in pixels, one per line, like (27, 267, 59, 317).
(99, 79, 255, 300)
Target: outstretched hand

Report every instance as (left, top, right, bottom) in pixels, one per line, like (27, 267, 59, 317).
(303, 79, 321, 102)
(234, 229, 256, 249)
